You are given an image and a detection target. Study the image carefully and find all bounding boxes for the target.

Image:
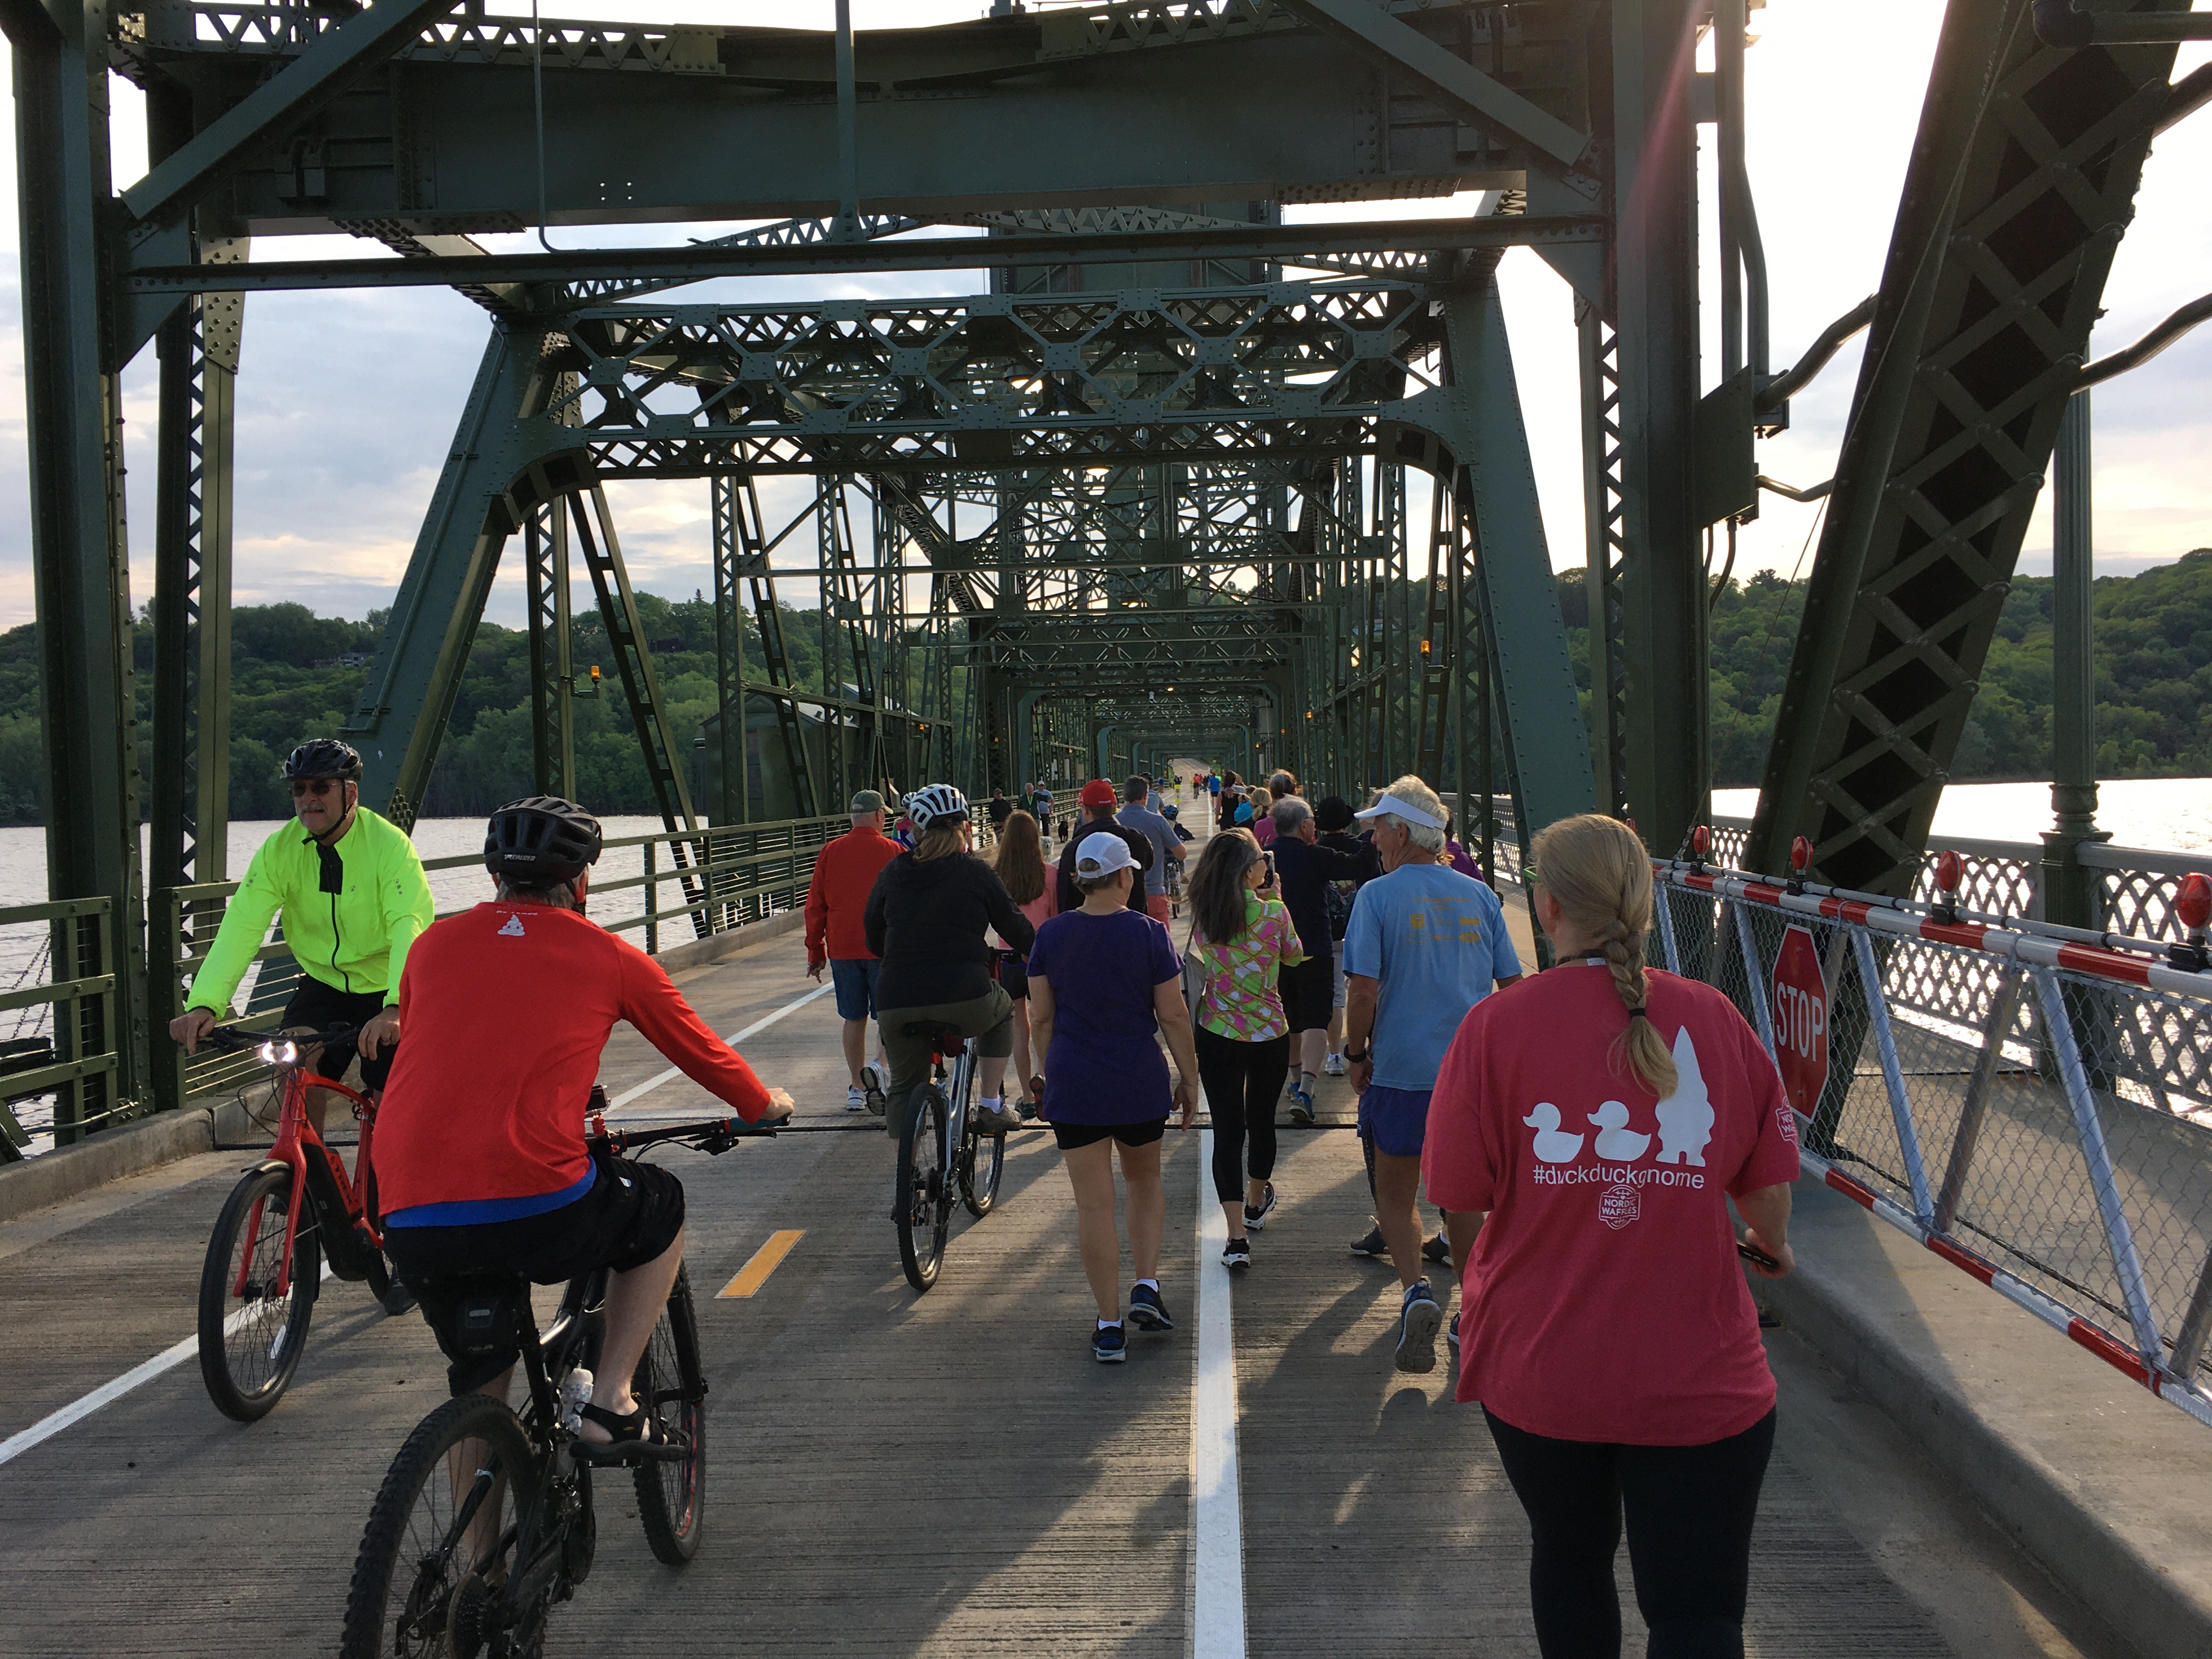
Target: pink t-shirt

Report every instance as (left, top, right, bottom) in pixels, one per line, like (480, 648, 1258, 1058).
(1251, 814, 1277, 848)
(1423, 963, 1799, 1445)
(1018, 888, 1057, 936)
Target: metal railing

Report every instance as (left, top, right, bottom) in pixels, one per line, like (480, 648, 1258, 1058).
(148, 814, 848, 1113)
(1711, 815, 2209, 940)
(1654, 849, 2212, 1427)
(0, 898, 120, 1158)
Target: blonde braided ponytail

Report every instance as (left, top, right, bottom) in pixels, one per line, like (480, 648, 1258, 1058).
(1532, 814, 1678, 1097)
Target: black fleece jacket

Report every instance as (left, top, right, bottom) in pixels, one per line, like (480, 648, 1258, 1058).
(864, 851, 1036, 1010)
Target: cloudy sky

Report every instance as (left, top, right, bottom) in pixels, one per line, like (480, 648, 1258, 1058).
(0, 0, 2202, 630)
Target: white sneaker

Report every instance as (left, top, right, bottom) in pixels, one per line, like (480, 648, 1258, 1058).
(845, 1085, 867, 1112)
(1323, 1053, 1346, 1076)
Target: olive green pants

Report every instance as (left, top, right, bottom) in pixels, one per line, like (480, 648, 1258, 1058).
(877, 984, 1017, 1137)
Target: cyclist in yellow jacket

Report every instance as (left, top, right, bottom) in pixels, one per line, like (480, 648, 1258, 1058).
(169, 740, 436, 1133)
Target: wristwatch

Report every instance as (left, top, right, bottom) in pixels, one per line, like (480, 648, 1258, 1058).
(1343, 1045, 1370, 1063)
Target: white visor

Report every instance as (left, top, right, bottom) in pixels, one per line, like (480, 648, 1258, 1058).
(1075, 831, 1138, 877)
(1353, 792, 1446, 831)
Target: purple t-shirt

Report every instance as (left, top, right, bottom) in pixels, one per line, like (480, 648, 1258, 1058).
(1027, 906, 1181, 1125)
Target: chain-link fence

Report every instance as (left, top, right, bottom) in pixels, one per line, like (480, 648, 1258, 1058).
(1656, 863, 2212, 1427)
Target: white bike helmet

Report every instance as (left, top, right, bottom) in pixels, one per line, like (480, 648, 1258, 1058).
(905, 783, 970, 828)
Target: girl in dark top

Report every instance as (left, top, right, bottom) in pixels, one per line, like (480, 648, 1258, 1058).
(864, 785, 1034, 1137)
(1027, 832, 1201, 1360)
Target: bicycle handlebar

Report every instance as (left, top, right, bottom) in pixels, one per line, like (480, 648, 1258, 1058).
(591, 1114, 781, 1156)
(202, 1024, 364, 1067)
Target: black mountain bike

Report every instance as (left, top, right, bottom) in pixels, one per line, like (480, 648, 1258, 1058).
(339, 1110, 771, 1659)
(894, 1017, 1005, 1293)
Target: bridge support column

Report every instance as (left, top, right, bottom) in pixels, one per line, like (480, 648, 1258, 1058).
(1611, 0, 1707, 856)
(1436, 277, 1598, 845)
(2041, 392, 2107, 929)
(14, 0, 148, 1134)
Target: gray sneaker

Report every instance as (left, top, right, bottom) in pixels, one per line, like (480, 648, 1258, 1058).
(972, 1101, 1023, 1136)
(1395, 1279, 1443, 1374)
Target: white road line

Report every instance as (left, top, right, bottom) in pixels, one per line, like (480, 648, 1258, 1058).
(0, 1262, 334, 1468)
(607, 981, 837, 1109)
(1193, 1126, 1248, 1659)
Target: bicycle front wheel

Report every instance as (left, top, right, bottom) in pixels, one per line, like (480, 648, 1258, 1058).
(634, 1264, 707, 1565)
(198, 1164, 319, 1422)
(961, 1119, 1003, 1217)
(896, 1086, 949, 1291)
(340, 1393, 538, 1659)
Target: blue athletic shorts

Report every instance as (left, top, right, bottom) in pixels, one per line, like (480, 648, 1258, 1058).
(830, 957, 881, 1022)
(1358, 1084, 1434, 1158)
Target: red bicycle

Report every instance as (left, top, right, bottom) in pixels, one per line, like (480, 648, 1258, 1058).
(195, 1024, 405, 1421)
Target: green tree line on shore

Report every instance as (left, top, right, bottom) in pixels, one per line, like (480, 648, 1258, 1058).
(0, 552, 2203, 826)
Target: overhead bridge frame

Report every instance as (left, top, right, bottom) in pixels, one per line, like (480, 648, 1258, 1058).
(6, 0, 2186, 1130)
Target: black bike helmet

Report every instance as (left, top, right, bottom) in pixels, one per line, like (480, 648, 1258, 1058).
(484, 796, 604, 883)
(282, 738, 364, 782)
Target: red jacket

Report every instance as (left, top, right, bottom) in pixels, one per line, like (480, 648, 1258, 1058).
(375, 902, 773, 1212)
(805, 826, 900, 965)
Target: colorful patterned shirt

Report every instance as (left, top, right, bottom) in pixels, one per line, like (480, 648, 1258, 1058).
(1194, 891, 1306, 1041)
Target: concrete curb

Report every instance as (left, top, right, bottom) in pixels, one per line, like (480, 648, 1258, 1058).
(651, 907, 805, 973)
(0, 911, 809, 1228)
(0, 1092, 255, 1226)
(1763, 1183, 2212, 1659)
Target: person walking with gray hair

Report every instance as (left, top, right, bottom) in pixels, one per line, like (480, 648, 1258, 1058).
(1423, 812, 1797, 1657)
(1265, 793, 1369, 1121)
(1250, 769, 1299, 849)
(1340, 774, 1521, 1372)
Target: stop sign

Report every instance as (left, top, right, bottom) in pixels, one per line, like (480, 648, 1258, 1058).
(1770, 923, 1829, 1119)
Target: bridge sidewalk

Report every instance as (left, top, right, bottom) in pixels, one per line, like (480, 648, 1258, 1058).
(1761, 1176, 2212, 1659)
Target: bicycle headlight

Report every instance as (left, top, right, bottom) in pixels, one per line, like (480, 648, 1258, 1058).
(258, 1039, 299, 1066)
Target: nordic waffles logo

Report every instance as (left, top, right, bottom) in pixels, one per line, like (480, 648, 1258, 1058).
(1521, 1028, 1715, 1228)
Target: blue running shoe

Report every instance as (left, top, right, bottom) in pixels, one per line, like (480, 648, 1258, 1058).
(1286, 1082, 1314, 1126)
(1395, 1279, 1443, 1374)
(1128, 1284, 1175, 1331)
(1093, 1323, 1127, 1363)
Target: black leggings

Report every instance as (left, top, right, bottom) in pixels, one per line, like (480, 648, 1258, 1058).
(1195, 1025, 1290, 1205)
(1483, 1407, 1776, 1659)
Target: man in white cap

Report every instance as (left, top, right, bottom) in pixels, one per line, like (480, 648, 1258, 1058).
(1341, 774, 1521, 1372)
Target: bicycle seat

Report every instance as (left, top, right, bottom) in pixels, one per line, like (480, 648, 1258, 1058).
(902, 1022, 967, 1053)
(408, 1273, 529, 1358)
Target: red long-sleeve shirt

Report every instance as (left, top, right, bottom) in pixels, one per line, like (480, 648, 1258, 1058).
(374, 902, 773, 1214)
(804, 825, 900, 963)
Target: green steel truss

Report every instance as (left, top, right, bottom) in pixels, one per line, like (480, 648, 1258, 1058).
(9, 0, 2185, 1130)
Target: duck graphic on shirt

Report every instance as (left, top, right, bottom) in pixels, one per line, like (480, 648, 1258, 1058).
(1522, 1103, 1585, 1164)
(1652, 1026, 1714, 1166)
(1587, 1100, 1651, 1161)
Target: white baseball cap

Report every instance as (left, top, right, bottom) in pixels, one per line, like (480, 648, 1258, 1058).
(1075, 831, 1138, 877)
(1354, 791, 1446, 831)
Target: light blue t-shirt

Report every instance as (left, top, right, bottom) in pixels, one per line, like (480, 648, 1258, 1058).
(1341, 861, 1521, 1092)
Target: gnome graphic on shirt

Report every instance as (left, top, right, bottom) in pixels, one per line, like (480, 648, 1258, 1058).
(1652, 1026, 1714, 1166)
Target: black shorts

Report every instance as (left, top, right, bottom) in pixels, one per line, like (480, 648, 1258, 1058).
(1052, 1118, 1168, 1152)
(281, 977, 398, 1092)
(1278, 950, 1334, 1034)
(386, 1158, 686, 1395)
(1000, 957, 1030, 1001)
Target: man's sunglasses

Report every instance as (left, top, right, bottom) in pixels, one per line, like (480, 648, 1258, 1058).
(289, 778, 345, 797)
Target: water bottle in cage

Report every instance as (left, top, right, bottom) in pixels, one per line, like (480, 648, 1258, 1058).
(558, 1366, 595, 1433)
